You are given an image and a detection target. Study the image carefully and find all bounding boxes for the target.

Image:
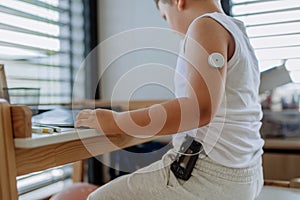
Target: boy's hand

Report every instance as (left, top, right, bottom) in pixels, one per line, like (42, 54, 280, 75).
(75, 109, 101, 130)
(75, 109, 121, 136)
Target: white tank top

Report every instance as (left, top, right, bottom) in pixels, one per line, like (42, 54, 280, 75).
(173, 12, 264, 168)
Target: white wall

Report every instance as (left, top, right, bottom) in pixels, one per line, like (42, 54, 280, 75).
(98, 0, 183, 101)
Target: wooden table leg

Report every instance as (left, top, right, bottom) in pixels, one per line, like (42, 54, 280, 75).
(72, 160, 85, 183)
(0, 100, 18, 200)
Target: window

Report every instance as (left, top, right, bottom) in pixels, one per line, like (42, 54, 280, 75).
(231, 0, 300, 83)
(0, 0, 88, 198)
(0, 0, 86, 104)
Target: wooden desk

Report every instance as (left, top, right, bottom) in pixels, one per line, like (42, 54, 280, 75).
(3, 97, 299, 198)
(0, 100, 167, 200)
(14, 130, 162, 176)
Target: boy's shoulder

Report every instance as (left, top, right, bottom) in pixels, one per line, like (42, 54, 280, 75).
(188, 14, 233, 41)
(186, 13, 235, 58)
(188, 13, 229, 34)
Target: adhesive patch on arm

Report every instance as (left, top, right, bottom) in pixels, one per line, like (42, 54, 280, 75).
(208, 52, 225, 68)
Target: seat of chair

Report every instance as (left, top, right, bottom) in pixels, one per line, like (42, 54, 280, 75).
(50, 183, 98, 200)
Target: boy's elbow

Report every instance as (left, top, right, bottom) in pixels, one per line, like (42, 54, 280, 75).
(180, 97, 214, 130)
(197, 108, 213, 127)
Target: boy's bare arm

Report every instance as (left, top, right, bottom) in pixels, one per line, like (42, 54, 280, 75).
(75, 17, 233, 137)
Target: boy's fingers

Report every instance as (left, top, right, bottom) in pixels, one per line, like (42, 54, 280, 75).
(78, 109, 92, 115)
(76, 110, 93, 119)
(76, 113, 90, 120)
(75, 119, 90, 128)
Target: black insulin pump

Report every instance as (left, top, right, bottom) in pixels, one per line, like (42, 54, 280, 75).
(171, 136, 203, 181)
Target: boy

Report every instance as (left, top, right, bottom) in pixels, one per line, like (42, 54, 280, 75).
(76, 0, 264, 199)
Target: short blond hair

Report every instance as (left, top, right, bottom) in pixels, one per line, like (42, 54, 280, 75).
(154, 0, 172, 9)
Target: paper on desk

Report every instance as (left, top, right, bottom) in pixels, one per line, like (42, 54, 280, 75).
(32, 108, 80, 127)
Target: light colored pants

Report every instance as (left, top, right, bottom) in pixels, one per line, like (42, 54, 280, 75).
(88, 150, 263, 200)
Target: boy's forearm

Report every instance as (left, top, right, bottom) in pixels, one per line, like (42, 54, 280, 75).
(100, 98, 211, 136)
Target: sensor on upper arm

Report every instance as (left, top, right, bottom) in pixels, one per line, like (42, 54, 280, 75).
(208, 53, 225, 68)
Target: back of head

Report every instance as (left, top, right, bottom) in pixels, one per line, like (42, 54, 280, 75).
(154, 0, 222, 9)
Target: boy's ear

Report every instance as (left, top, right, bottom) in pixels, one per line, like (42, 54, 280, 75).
(174, 0, 185, 11)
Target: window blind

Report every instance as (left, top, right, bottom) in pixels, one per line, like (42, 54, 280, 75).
(231, 0, 300, 83)
(0, 0, 85, 104)
(17, 165, 72, 196)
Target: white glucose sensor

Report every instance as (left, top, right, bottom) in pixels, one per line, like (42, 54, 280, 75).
(208, 52, 225, 68)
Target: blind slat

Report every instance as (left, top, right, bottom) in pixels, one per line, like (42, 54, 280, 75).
(0, 5, 67, 26)
(0, 23, 68, 40)
(246, 19, 300, 28)
(234, 6, 300, 17)
(250, 32, 300, 39)
(254, 44, 300, 51)
(18, 0, 67, 13)
(0, 41, 67, 55)
(7, 77, 71, 83)
(232, 0, 281, 6)
(2, 60, 70, 69)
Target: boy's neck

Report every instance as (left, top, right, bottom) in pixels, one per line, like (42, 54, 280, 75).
(180, 1, 223, 34)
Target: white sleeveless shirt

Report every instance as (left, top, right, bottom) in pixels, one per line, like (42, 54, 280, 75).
(173, 12, 264, 168)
